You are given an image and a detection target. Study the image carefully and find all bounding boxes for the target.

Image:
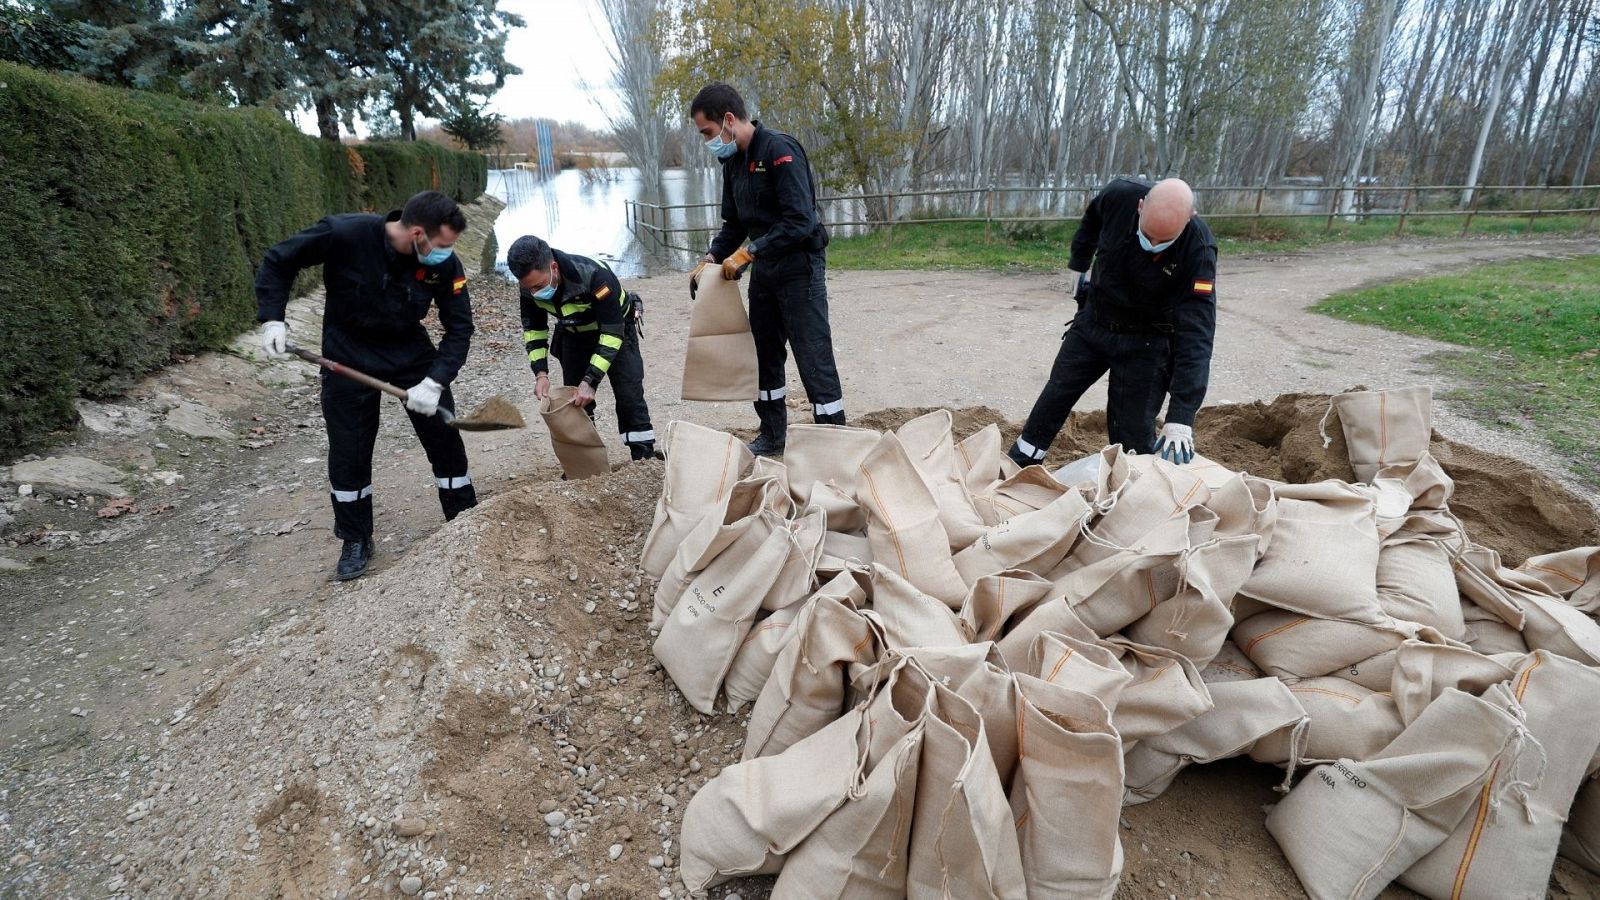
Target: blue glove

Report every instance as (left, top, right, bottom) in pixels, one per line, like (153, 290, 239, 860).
(1155, 423, 1194, 465)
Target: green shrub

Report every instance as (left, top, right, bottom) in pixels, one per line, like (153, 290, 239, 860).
(0, 61, 486, 458)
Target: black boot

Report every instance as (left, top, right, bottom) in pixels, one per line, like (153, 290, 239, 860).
(335, 539, 372, 581)
(813, 410, 847, 426)
(750, 399, 788, 458)
(629, 441, 663, 461)
(747, 433, 786, 458)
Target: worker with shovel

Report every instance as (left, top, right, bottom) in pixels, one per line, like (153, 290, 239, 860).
(1008, 177, 1218, 469)
(256, 190, 479, 581)
(507, 235, 658, 461)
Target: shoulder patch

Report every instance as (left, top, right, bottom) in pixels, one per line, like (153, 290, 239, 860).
(594, 284, 612, 300)
(1193, 279, 1215, 296)
(453, 276, 467, 295)
(774, 155, 794, 165)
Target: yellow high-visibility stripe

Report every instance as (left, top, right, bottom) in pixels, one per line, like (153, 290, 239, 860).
(589, 354, 613, 373)
(559, 302, 589, 317)
(598, 333, 624, 350)
(528, 348, 548, 362)
(523, 329, 549, 344)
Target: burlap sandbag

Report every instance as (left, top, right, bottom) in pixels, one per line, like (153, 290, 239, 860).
(652, 475, 788, 629)
(1404, 651, 1600, 899)
(1375, 535, 1465, 638)
(1204, 474, 1278, 552)
(905, 680, 1027, 900)
(1335, 625, 1472, 693)
(1328, 386, 1434, 483)
(992, 595, 1098, 667)
(680, 706, 864, 890)
(955, 424, 1006, 488)
(1101, 637, 1213, 745)
(1239, 481, 1387, 625)
(1054, 513, 1192, 637)
(642, 421, 753, 577)
(772, 658, 931, 900)
(1519, 546, 1600, 611)
(1462, 600, 1530, 655)
(954, 489, 1093, 586)
(1201, 641, 1264, 683)
(1124, 534, 1259, 670)
(819, 528, 873, 571)
(1388, 640, 1517, 726)
(973, 465, 1071, 526)
(681, 271, 758, 400)
(784, 423, 883, 509)
(867, 564, 967, 650)
(1457, 543, 1600, 664)
(856, 432, 969, 607)
(654, 510, 794, 714)
(1027, 631, 1134, 713)
(1232, 610, 1416, 680)
(958, 570, 1056, 644)
(1265, 685, 1533, 900)
(896, 410, 989, 550)
(1250, 677, 1404, 766)
(1009, 673, 1125, 899)
(722, 508, 829, 707)
(539, 386, 610, 479)
(900, 643, 1019, 786)
(744, 594, 882, 760)
(1124, 676, 1306, 805)
(806, 479, 867, 533)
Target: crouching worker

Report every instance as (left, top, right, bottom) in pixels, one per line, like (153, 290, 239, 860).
(256, 190, 479, 581)
(507, 235, 658, 460)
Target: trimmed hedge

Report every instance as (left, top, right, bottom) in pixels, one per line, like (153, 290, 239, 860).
(0, 61, 487, 459)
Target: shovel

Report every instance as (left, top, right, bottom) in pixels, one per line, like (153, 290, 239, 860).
(287, 344, 526, 432)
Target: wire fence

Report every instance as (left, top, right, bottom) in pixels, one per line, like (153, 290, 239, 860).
(624, 183, 1600, 254)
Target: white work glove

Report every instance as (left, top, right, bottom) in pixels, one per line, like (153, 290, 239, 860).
(405, 378, 444, 417)
(260, 321, 289, 358)
(1154, 423, 1195, 465)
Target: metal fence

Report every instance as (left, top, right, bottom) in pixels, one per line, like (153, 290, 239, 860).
(625, 183, 1600, 254)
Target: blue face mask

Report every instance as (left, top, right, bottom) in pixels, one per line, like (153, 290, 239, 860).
(414, 238, 454, 266)
(1137, 228, 1175, 254)
(532, 284, 557, 300)
(704, 123, 737, 160)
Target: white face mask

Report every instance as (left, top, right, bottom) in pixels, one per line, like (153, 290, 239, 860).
(703, 120, 736, 159)
(1138, 228, 1175, 254)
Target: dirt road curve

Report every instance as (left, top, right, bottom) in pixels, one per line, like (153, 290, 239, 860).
(2, 234, 1598, 896)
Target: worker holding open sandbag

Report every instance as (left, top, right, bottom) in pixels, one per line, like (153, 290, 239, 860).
(688, 82, 846, 457)
(256, 190, 478, 581)
(1008, 177, 1218, 469)
(507, 235, 658, 462)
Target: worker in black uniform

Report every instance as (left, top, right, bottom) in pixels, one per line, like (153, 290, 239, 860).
(506, 235, 657, 460)
(1007, 177, 1217, 468)
(257, 190, 478, 581)
(688, 82, 845, 457)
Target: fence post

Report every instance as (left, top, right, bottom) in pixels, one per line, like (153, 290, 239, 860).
(1395, 188, 1414, 236)
(1324, 186, 1339, 234)
(1528, 184, 1547, 231)
(1251, 184, 1266, 239)
(984, 185, 995, 244)
(1461, 190, 1482, 235)
(886, 191, 896, 248)
(1587, 187, 1599, 232)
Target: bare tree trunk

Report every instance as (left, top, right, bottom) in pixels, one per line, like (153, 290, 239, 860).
(1461, 0, 1533, 206)
(1332, 0, 1400, 215)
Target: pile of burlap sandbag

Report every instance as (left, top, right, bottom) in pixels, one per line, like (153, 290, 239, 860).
(638, 388, 1600, 900)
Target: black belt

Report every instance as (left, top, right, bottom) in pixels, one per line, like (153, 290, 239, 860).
(1090, 311, 1174, 335)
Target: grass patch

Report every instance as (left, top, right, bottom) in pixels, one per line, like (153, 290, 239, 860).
(1313, 255, 1600, 486)
(826, 214, 1597, 272)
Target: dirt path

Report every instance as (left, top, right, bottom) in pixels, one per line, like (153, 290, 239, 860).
(2, 233, 1598, 896)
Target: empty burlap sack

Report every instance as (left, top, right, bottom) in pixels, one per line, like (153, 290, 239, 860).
(1562, 778, 1600, 875)
(973, 465, 1071, 526)
(819, 527, 873, 571)
(652, 474, 788, 628)
(1251, 677, 1403, 766)
(1055, 514, 1192, 637)
(958, 570, 1056, 644)
(1388, 640, 1516, 726)
(1328, 386, 1434, 483)
(654, 509, 794, 713)
(867, 564, 967, 649)
(744, 594, 883, 760)
(1519, 546, 1600, 611)
(954, 489, 1092, 586)
(1403, 651, 1600, 899)
(1124, 534, 1259, 670)
(1123, 454, 1216, 511)
(905, 680, 1027, 899)
(785, 423, 883, 509)
(1202, 640, 1265, 683)
(900, 643, 1020, 786)
(1456, 542, 1600, 664)
(1239, 480, 1386, 625)
(1125, 676, 1306, 805)
(723, 508, 829, 707)
(806, 479, 867, 533)
(857, 433, 969, 607)
(955, 424, 1006, 488)
(1233, 610, 1417, 680)
(1027, 631, 1134, 714)
(1462, 600, 1530, 655)
(642, 421, 752, 577)
(1053, 445, 1135, 507)
(1009, 673, 1125, 899)
(539, 386, 610, 479)
(681, 706, 864, 890)
(1204, 474, 1278, 552)
(897, 410, 989, 550)
(1265, 685, 1535, 900)
(772, 657, 931, 899)
(1101, 637, 1213, 744)
(681, 271, 758, 400)
(1375, 535, 1465, 638)
(993, 596, 1098, 667)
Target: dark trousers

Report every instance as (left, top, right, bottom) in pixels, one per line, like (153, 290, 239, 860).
(747, 250, 845, 435)
(1016, 313, 1171, 459)
(553, 315, 655, 457)
(321, 364, 476, 542)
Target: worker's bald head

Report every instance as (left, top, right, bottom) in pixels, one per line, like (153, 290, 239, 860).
(1138, 178, 1194, 245)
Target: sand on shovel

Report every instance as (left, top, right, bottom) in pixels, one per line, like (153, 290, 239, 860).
(451, 395, 526, 431)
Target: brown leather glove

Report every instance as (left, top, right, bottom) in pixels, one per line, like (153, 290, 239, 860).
(721, 246, 755, 281)
(689, 259, 710, 299)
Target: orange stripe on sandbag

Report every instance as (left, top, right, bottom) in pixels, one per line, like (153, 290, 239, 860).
(858, 467, 910, 578)
(1527, 562, 1584, 586)
(1289, 685, 1366, 705)
(1242, 616, 1310, 656)
(1450, 653, 1545, 899)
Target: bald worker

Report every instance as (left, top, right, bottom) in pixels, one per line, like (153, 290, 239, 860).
(1008, 177, 1218, 468)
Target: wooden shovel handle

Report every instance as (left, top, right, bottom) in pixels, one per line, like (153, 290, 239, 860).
(287, 344, 455, 425)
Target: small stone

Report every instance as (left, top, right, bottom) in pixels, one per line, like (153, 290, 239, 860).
(608, 844, 623, 861)
(566, 885, 583, 900)
(689, 760, 701, 773)
(544, 811, 567, 828)
(399, 874, 423, 895)
(725, 894, 743, 900)
(648, 855, 664, 869)
(392, 817, 428, 838)
(612, 667, 629, 680)
(583, 601, 597, 614)
(539, 799, 558, 814)
(314, 753, 332, 768)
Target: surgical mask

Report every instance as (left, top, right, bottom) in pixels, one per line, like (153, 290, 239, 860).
(704, 123, 737, 159)
(532, 283, 557, 300)
(414, 237, 454, 266)
(1137, 228, 1175, 254)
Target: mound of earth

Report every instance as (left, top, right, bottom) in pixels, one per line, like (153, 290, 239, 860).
(108, 397, 1599, 899)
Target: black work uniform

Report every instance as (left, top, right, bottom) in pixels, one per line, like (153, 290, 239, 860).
(1012, 177, 1218, 462)
(520, 250, 655, 458)
(708, 122, 845, 436)
(256, 211, 478, 542)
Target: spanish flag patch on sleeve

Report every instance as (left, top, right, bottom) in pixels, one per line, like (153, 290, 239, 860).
(1193, 279, 1214, 296)
(594, 285, 612, 300)
(452, 276, 467, 295)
